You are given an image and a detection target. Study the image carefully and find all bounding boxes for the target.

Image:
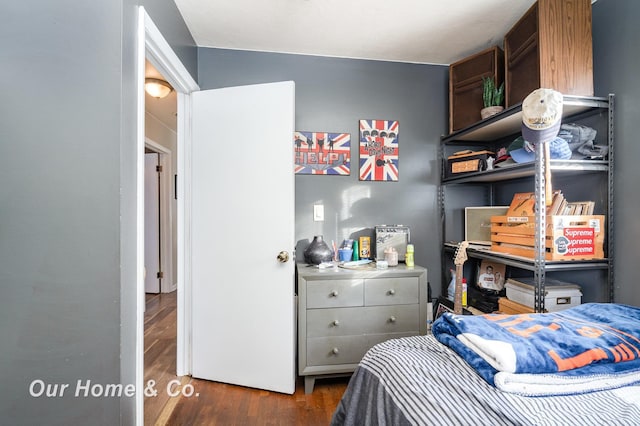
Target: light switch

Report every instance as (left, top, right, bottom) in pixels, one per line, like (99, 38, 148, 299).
(313, 204, 324, 221)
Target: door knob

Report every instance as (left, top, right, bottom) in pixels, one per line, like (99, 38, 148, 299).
(276, 251, 289, 263)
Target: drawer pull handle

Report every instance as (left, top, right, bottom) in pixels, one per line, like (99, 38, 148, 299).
(332, 320, 340, 327)
(389, 316, 397, 323)
(331, 347, 339, 355)
(388, 289, 396, 295)
(330, 290, 339, 297)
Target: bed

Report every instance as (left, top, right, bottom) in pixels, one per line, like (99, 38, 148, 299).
(331, 303, 640, 425)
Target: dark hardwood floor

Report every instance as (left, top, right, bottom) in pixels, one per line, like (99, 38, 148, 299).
(144, 292, 349, 425)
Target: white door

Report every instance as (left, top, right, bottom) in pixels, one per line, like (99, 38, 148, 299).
(191, 81, 296, 394)
(144, 153, 161, 293)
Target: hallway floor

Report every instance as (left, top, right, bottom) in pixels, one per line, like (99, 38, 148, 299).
(144, 292, 348, 425)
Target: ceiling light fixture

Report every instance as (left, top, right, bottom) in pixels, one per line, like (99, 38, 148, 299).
(145, 78, 173, 99)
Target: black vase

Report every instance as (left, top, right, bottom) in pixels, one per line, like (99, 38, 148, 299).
(304, 235, 334, 265)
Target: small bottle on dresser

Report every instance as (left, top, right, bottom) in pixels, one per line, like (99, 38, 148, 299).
(405, 244, 414, 267)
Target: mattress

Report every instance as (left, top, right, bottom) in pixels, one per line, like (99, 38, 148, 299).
(331, 335, 640, 425)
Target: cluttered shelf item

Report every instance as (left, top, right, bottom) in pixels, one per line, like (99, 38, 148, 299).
(505, 277, 582, 312)
(490, 213, 605, 261)
(441, 99, 606, 183)
(331, 303, 640, 426)
(446, 149, 495, 178)
(449, 189, 604, 265)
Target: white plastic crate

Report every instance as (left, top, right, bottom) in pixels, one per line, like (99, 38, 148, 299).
(505, 278, 582, 312)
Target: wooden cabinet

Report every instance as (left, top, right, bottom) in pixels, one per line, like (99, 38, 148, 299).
(449, 46, 504, 133)
(297, 264, 427, 393)
(505, 0, 594, 107)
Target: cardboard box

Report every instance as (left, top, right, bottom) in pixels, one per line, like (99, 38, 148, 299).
(490, 215, 605, 260)
(506, 278, 582, 312)
(446, 150, 494, 178)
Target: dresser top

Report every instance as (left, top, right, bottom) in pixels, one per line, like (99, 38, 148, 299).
(296, 263, 426, 279)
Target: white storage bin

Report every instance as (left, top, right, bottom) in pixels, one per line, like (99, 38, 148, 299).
(505, 278, 582, 312)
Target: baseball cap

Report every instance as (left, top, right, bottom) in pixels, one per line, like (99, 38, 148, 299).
(510, 136, 572, 163)
(521, 88, 563, 145)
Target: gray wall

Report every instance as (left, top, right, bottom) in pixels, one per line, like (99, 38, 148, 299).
(0, 0, 637, 424)
(0, 1, 195, 425)
(592, 0, 640, 307)
(141, 0, 198, 80)
(197, 49, 448, 295)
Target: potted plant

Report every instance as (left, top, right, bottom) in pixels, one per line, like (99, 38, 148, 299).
(480, 76, 505, 119)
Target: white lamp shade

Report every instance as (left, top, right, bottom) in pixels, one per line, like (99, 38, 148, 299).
(145, 78, 173, 99)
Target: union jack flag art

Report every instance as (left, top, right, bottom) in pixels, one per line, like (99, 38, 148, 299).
(359, 119, 399, 181)
(294, 131, 351, 175)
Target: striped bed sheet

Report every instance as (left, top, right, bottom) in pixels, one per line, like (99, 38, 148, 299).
(331, 335, 640, 426)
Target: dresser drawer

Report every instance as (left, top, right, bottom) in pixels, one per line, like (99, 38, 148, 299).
(306, 307, 369, 338)
(307, 279, 363, 308)
(361, 305, 420, 334)
(307, 305, 419, 338)
(307, 335, 370, 366)
(364, 277, 419, 306)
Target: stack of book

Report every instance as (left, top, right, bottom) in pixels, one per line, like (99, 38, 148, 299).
(506, 191, 595, 216)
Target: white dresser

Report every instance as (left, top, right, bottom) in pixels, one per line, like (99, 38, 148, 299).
(297, 264, 428, 393)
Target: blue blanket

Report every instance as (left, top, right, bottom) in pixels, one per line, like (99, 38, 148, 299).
(432, 303, 640, 396)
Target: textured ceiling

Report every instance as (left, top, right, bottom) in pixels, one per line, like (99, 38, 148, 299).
(174, 0, 538, 65)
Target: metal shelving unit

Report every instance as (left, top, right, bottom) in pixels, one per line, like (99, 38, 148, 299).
(439, 95, 615, 312)
(442, 160, 608, 184)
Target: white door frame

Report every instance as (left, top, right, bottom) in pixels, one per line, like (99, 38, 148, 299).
(145, 138, 175, 293)
(136, 6, 199, 422)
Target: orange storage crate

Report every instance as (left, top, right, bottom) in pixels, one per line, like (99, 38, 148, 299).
(498, 297, 535, 314)
(490, 215, 605, 260)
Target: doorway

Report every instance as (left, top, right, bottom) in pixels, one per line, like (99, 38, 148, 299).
(137, 6, 199, 425)
(143, 59, 179, 422)
(137, 7, 200, 423)
(137, 8, 297, 423)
